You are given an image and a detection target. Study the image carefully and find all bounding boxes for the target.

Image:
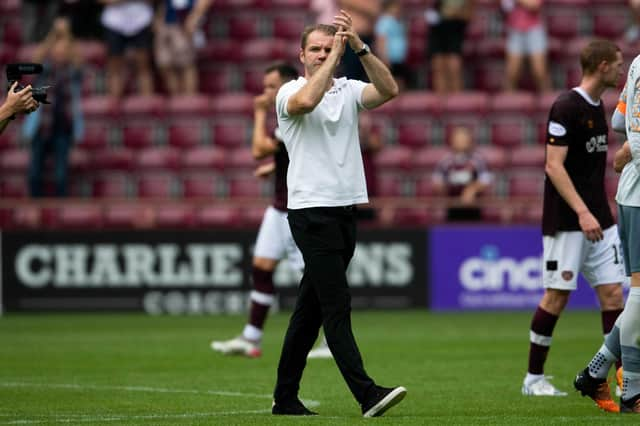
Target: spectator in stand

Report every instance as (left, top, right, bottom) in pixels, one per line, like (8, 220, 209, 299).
(100, 0, 155, 99)
(23, 16, 84, 198)
(337, 0, 382, 81)
(154, 0, 213, 96)
(502, 0, 550, 92)
(425, 0, 473, 94)
(432, 126, 491, 221)
(0, 84, 39, 136)
(21, 0, 60, 43)
(375, 0, 410, 90)
(60, 0, 104, 40)
(626, 0, 640, 43)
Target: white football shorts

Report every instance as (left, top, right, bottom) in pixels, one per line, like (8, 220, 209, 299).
(542, 225, 626, 290)
(253, 206, 304, 272)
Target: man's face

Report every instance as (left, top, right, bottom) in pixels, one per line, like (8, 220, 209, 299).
(603, 51, 625, 88)
(300, 30, 334, 77)
(263, 70, 283, 103)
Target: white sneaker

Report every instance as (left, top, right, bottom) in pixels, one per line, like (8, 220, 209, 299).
(521, 376, 568, 396)
(307, 343, 333, 359)
(210, 336, 261, 358)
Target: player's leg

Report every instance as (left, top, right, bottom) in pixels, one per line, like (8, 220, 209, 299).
(522, 232, 582, 396)
(211, 207, 286, 357)
(617, 206, 640, 413)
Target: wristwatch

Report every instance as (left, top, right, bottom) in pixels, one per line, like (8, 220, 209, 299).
(356, 43, 370, 57)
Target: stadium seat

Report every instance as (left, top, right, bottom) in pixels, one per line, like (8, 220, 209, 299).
(79, 122, 111, 150)
(396, 121, 436, 147)
(227, 147, 257, 170)
(509, 145, 546, 169)
(243, 206, 268, 227)
(82, 96, 120, 120)
(373, 145, 412, 170)
(0, 123, 19, 151)
(0, 148, 29, 173)
(443, 119, 487, 145)
(154, 204, 197, 229)
(466, 10, 491, 39)
(490, 120, 529, 147)
(228, 177, 268, 197)
(397, 91, 440, 116)
(182, 173, 220, 198)
(412, 146, 450, 170)
(408, 14, 427, 38)
(168, 123, 205, 148)
(593, 10, 628, 40)
(167, 94, 211, 118)
(91, 173, 131, 197)
(180, 146, 226, 170)
(122, 123, 157, 149)
(475, 145, 507, 170)
(442, 92, 489, 115)
(134, 147, 180, 170)
(546, 9, 582, 39)
(56, 204, 103, 229)
(12, 205, 44, 229)
(77, 40, 107, 67)
(473, 60, 507, 92)
(196, 206, 243, 227)
(392, 208, 439, 227)
(414, 176, 437, 197)
(0, 175, 27, 197)
(243, 67, 268, 94)
(508, 173, 544, 197)
(3, 21, 21, 44)
(473, 38, 505, 59)
(136, 174, 178, 198)
(489, 92, 536, 115)
(210, 93, 254, 116)
(90, 147, 135, 171)
(239, 38, 287, 61)
(272, 14, 307, 40)
(377, 173, 405, 197)
(121, 95, 166, 118)
(199, 68, 235, 94)
(228, 14, 263, 39)
(213, 122, 250, 148)
(69, 149, 91, 172)
(215, 0, 259, 8)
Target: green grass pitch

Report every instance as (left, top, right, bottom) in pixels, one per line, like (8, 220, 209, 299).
(0, 310, 637, 425)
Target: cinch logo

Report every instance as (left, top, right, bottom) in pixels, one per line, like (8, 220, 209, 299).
(458, 245, 542, 291)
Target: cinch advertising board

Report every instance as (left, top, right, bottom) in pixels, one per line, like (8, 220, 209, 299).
(429, 225, 623, 310)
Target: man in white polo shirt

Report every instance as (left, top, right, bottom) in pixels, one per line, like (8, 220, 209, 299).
(271, 11, 406, 418)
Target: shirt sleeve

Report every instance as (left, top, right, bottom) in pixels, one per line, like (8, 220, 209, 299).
(350, 80, 369, 111)
(546, 97, 574, 147)
(275, 80, 298, 120)
(612, 83, 627, 135)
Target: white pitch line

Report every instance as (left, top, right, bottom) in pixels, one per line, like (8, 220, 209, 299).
(0, 410, 272, 425)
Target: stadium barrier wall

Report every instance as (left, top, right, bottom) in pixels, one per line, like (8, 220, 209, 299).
(428, 225, 626, 311)
(0, 229, 427, 314)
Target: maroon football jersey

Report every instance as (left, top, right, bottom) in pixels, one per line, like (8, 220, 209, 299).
(542, 90, 614, 236)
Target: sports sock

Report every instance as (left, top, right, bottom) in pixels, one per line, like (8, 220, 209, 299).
(621, 287, 640, 400)
(527, 306, 559, 375)
(243, 267, 275, 340)
(602, 308, 624, 370)
(587, 313, 622, 379)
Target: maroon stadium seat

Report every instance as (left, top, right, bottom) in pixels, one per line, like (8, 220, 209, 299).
(475, 145, 507, 170)
(213, 122, 249, 148)
(197, 206, 243, 227)
(215, 0, 259, 8)
(122, 123, 157, 149)
(0, 148, 29, 173)
(412, 146, 450, 170)
(199, 68, 234, 94)
(228, 14, 263, 39)
(168, 123, 205, 148)
(154, 204, 197, 228)
(3, 21, 21, 44)
(397, 91, 440, 116)
(474, 60, 507, 92)
(243, 206, 268, 227)
(266, 0, 310, 9)
(69, 149, 91, 172)
(180, 146, 226, 170)
(12, 205, 44, 229)
(442, 92, 489, 115)
(414, 176, 437, 197)
(91, 174, 131, 197)
(57, 204, 103, 229)
(0, 175, 27, 197)
(593, 10, 628, 40)
(79, 122, 111, 150)
(136, 174, 177, 198)
(135, 147, 180, 170)
(490, 120, 529, 147)
(239, 38, 287, 61)
(396, 121, 435, 147)
(77, 40, 107, 67)
(0, 123, 19, 151)
(167, 94, 211, 117)
(210, 93, 254, 116)
(82, 96, 120, 120)
(508, 173, 544, 197)
(243, 67, 268, 94)
(90, 147, 135, 171)
(509, 145, 546, 169)
(227, 147, 257, 169)
(377, 173, 405, 197)
(104, 204, 153, 228)
(272, 14, 307, 40)
(373, 145, 412, 170)
(121, 95, 166, 118)
(228, 177, 268, 197)
(392, 208, 438, 227)
(182, 173, 220, 198)
(546, 8, 582, 39)
(489, 92, 536, 115)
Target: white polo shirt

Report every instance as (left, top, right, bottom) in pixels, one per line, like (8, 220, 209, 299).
(276, 76, 369, 209)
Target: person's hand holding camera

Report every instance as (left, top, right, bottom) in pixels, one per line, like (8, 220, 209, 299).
(6, 81, 39, 115)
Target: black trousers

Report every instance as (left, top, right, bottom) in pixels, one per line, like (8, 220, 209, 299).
(274, 206, 375, 404)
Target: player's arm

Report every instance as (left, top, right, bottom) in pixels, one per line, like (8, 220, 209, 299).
(254, 162, 275, 178)
(614, 141, 631, 173)
(545, 144, 603, 241)
(252, 93, 278, 159)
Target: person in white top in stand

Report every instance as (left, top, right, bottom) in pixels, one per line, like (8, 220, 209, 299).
(270, 12, 406, 417)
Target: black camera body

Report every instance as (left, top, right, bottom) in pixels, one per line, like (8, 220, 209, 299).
(6, 63, 50, 104)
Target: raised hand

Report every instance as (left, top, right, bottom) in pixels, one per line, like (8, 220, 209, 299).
(333, 9, 365, 53)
